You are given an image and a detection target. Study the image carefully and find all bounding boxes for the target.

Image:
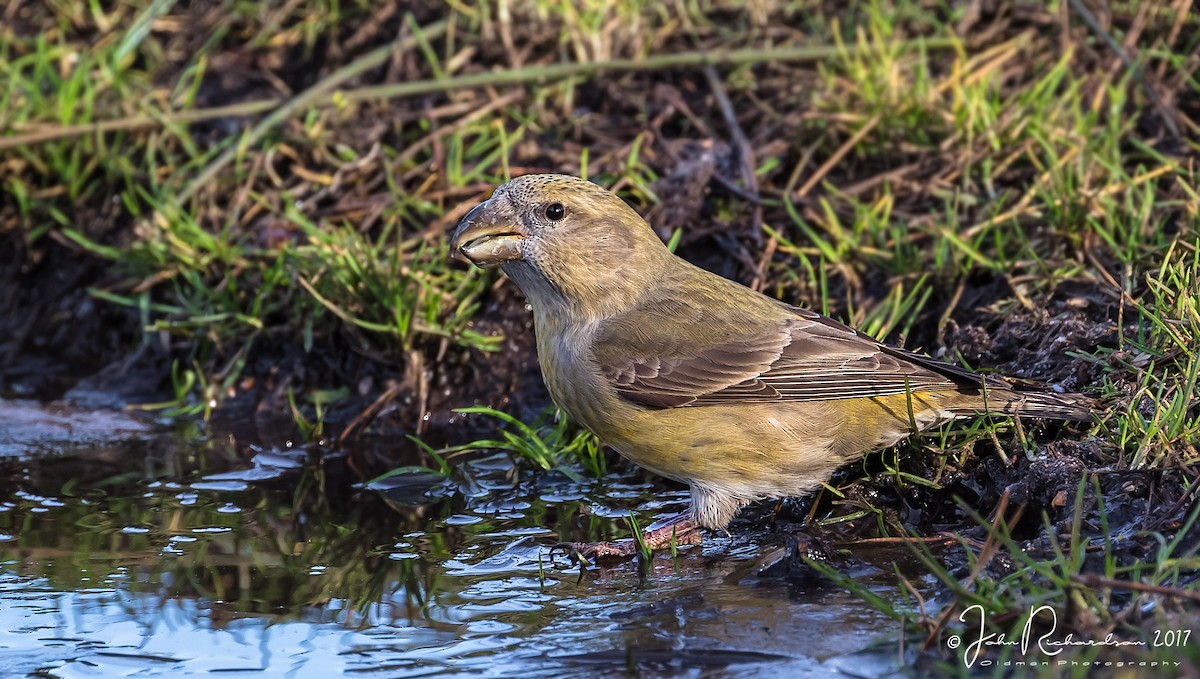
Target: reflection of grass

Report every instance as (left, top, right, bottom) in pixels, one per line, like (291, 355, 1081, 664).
(448, 406, 606, 477)
(372, 405, 605, 489)
(0, 435, 687, 650)
(0, 443, 441, 622)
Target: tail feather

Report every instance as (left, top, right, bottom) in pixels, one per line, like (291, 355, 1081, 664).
(951, 389, 1097, 422)
(880, 345, 1096, 422)
(1016, 391, 1097, 421)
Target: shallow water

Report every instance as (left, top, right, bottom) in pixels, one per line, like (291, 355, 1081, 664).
(0, 399, 916, 678)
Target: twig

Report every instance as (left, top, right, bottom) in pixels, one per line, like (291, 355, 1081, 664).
(1084, 248, 1190, 351)
(703, 65, 762, 242)
(839, 160, 922, 197)
(922, 491, 1023, 651)
(795, 114, 881, 198)
(936, 277, 967, 346)
(838, 532, 986, 550)
(361, 89, 526, 195)
(1070, 573, 1200, 604)
(1067, 0, 1182, 143)
(1147, 469, 1200, 533)
(961, 145, 1081, 239)
(177, 16, 451, 203)
(3, 100, 284, 150)
(1, 38, 957, 152)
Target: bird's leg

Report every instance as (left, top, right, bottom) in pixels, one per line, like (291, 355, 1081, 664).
(561, 513, 702, 563)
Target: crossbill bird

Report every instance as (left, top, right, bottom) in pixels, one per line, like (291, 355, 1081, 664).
(451, 174, 1092, 558)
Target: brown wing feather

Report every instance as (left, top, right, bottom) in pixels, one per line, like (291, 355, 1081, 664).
(594, 298, 981, 409)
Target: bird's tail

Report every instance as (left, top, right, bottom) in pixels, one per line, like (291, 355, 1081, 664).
(951, 388, 1096, 422)
(880, 346, 1096, 423)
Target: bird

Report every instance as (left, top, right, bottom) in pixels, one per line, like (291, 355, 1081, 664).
(450, 174, 1093, 559)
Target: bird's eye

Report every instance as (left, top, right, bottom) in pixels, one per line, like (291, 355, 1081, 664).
(544, 202, 565, 221)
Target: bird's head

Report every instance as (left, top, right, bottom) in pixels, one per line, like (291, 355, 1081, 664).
(451, 174, 671, 316)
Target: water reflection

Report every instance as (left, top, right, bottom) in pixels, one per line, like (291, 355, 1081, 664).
(0, 401, 912, 677)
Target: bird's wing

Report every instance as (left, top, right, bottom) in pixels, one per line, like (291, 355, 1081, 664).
(593, 295, 979, 409)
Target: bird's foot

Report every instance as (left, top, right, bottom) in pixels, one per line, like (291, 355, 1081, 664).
(556, 518, 702, 564)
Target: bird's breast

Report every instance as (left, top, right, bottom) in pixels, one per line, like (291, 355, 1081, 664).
(532, 316, 621, 437)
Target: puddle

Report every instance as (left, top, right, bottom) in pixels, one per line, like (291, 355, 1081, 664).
(0, 399, 916, 677)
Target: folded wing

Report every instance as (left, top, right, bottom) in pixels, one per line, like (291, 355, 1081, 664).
(594, 296, 983, 409)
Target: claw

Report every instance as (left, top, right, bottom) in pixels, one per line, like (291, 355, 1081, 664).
(553, 518, 704, 565)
